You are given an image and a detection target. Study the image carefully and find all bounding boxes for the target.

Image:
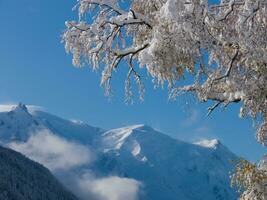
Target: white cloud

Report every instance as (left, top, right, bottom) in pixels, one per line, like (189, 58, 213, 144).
(0, 104, 19, 112)
(7, 130, 92, 171)
(90, 177, 141, 200)
(6, 129, 142, 200)
(77, 173, 142, 200)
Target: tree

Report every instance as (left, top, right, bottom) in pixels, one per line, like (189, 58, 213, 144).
(62, 0, 267, 198)
(231, 159, 267, 199)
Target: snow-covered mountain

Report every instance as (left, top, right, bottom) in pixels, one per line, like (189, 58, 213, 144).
(0, 145, 78, 200)
(97, 125, 238, 200)
(0, 103, 239, 200)
(0, 103, 103, 144)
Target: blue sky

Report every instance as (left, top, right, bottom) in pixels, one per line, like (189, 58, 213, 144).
(0, 0, 265, 161)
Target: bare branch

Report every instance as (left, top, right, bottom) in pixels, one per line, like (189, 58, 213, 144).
(213, 46, 239, 82)
(207, 102, 221, 116)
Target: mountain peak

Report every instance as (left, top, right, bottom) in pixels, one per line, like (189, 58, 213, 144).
(194, 139, 221, 149)
(101, 124, 152, 152)
(13, 103, 29, 113)
(9, 103, 31, 119)
(103, 124, 153, 136)
(123, 124, 153, 131)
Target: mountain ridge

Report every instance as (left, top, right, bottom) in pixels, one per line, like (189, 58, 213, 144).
(0, 103, 239, 200)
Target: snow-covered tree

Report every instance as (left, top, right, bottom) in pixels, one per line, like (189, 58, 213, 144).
(62, 0, 266, 198)
(231, 159, 267, 200)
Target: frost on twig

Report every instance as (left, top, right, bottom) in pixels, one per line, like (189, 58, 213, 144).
(63, 0, 267, 145)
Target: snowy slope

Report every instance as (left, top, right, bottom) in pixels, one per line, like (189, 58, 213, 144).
(0, 103, 42, 142)
(0, 145, 78, 200)
(0, 103, 103, 144)
(0, 104, 239, 200)
(99, 125, 238, 200)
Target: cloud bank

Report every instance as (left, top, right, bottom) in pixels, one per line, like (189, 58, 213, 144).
(77, 174, 142, 200)
(7, 129, 142, 200)
(8, 130, 92, 171)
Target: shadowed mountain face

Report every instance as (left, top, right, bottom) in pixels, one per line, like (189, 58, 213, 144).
(0, 145, 78, 200)
(0, 104, 239, 200)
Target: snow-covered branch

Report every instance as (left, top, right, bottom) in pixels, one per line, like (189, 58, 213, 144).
(63, 1, 267, 197)
(63, 0, 267, 149)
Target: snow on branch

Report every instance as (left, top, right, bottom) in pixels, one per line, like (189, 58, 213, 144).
(63, 0, 267, 147)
